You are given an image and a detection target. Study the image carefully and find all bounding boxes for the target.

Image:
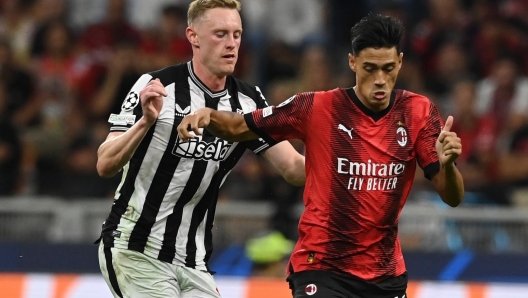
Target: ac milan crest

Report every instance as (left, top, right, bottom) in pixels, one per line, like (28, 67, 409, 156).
(305, 284, 317, 296)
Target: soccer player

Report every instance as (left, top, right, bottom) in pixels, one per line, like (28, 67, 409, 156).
(95, 1, 305, 297)
(177, 14, 464, 298)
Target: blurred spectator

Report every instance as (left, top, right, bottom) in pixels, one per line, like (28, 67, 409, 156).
(475, 56, 528, 138)
(496, 124, 528, 206)
(29, 0, 70, 58)
(60, 125, 121, 199)
(424, 41, 472, 99)
(509, 125, 528, 184)
(292, 45, 336, 93)
(0, 37, 36, 127)
(243, 0, 327, 49)
(448, 78, 500, 200)
(242, 0, 327, 87)
(30, 0, 67, 24)
(326, 0, 367, 49)
(128, 0, 189, 30)
(410, 0, 472, 79)
(394, 58, 425, 94)
(67, 0, 108, 31)
(0, 82, 22, 195)
(470, 18, 527, 77)
(22, 20, 86, 195)
(0, 0, 526, 209)
(78, 0, 140, 66)
(0, 0, 36, 66)
(138, 4, 192, 72)
(259, 41, 299, 90)
(87, 38, 142, 121)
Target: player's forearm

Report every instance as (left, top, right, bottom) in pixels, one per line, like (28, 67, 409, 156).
(284, 155, 306, 186)
(434, 163, 464, 207)
(96, 117, 153, 177)
(263, 142, 306, 186)
(208, 110, 258, 142)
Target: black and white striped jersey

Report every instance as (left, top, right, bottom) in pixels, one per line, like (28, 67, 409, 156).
(100, 61, 275, 271)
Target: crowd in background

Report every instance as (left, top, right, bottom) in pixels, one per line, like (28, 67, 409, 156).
(0, 0, 527, 224)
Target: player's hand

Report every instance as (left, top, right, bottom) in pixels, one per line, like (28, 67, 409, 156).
(140, 78, 167, 125)
(436, 116, 462, 166)
(177, 108, 213, 141)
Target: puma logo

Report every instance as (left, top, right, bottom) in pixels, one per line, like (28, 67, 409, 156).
(338, 124, 353, 139)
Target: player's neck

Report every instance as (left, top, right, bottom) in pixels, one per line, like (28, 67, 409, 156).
(191, 59, 227, 92)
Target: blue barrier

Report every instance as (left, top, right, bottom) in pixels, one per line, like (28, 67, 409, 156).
(1, 243, 528, 283)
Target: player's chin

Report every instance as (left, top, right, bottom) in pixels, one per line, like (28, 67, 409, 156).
(217, 63, 235, 75)
(369, 97, 389, 108)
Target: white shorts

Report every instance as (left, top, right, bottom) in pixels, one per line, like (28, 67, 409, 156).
(98, 243, 221, 298)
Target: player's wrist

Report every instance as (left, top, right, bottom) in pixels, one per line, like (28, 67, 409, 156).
(138, 116, 157, 128)
(441, 161, 456, 171)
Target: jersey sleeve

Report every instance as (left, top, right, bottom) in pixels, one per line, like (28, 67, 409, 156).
(240, 85, 276, 154)
(254, 86, 270, 108)
(415, 102, 444, 180)
(108, 74, 152, 132)
(244, 92, 314, 144)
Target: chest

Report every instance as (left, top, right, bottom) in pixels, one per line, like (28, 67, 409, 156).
(314, 104, 418, 162)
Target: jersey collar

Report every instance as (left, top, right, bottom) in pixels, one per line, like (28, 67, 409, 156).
(187, 61, 228, 98)
(345, 87, 396, 122)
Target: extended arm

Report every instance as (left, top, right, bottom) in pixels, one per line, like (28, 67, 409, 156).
(262, 141, 305, 186)
(96, 118, 153, 177)
(432, 116, 464, 207)
(178, 108, 259, 142)
(177, 108, 306, 186)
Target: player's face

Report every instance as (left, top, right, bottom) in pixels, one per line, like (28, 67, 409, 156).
(349, 47, 402, 112)
(189, 8, 242, 77)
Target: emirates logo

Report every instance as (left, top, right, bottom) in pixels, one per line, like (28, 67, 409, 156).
(305, 284, 317, 296)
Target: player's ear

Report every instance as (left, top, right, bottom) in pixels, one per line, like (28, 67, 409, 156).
(348, 53, 356, 72)
(186, 27, 199, 48)
(398, 52, 403, 70)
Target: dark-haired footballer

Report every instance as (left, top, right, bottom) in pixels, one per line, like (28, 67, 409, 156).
(177, 14, 464, 298)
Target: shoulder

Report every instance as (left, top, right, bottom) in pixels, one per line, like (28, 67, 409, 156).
(230, 76, 261, 96)
(148, 62, 189, 86)
(397, 89, 436, 113)
(397, 89, 431, 104)
(309, 88, 342, 103)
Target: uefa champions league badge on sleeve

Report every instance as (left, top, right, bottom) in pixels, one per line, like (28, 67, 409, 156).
(122, 91, 140, 111)
(108, 114, 136, 125)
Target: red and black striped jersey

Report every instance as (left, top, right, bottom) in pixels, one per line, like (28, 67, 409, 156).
(245, 87, 443, 281)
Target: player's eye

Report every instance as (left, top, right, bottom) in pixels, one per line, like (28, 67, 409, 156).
(364, 67, 374, 73)
(215, 32, 225, 38)
(384, 66, 395, 73)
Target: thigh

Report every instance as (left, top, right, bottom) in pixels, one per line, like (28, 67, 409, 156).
(178, 267, 221, 298)
(111, 247, 180, 298)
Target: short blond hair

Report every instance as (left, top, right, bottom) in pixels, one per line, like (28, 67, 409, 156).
(188, 0, 241, 26)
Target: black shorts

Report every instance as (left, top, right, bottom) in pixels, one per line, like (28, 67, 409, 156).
(287, 270, 408, 298)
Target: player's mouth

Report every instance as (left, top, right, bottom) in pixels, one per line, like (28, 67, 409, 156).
(373, 91, 387, 100)
(222, 54, 236, 62)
